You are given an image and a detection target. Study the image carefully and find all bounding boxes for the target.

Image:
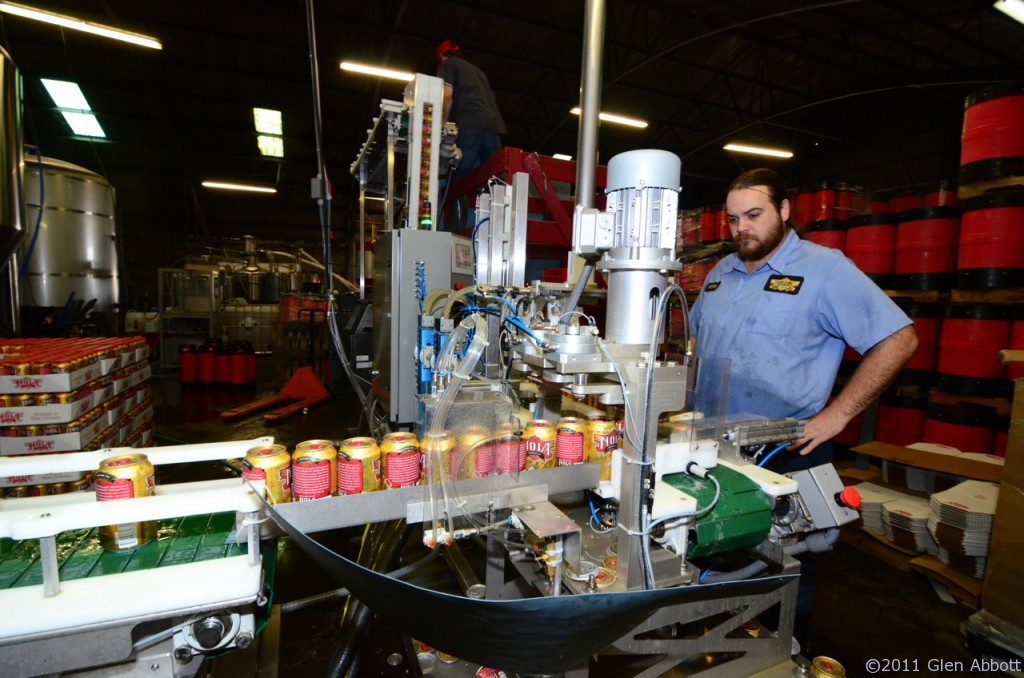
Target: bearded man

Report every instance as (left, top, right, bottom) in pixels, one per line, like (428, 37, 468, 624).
(688, 168, 918, 473)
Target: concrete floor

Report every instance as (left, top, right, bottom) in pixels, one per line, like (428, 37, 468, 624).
(151, 363, 978, 677)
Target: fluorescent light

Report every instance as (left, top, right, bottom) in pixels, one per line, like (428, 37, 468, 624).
(253, 108, 282, 135)
(60, 111, 104, 137)
(340, 61, 414, 82)
(723, 143, 794, 159)
(201, 181, 277, 194)
(41, 79, 90, 110)
(0, 2, 161, 49)
(257, 135, 283, 158)
(994, 0, 1024, 23)
(570, 107, 648, 129)
(552, 153, 573, 161)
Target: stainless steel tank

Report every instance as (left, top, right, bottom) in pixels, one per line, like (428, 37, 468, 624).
(20, 157, 118, 316)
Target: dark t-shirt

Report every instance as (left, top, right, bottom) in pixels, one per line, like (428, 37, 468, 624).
(437, 56, 507, 134)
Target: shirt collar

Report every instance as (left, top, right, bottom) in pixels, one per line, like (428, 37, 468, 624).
(726, 228, 799, 276)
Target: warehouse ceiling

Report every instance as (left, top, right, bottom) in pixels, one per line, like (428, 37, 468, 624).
(0, 0, 1021, 299)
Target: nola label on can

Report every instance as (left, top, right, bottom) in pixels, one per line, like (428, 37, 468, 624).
(291, 457, 332, 500)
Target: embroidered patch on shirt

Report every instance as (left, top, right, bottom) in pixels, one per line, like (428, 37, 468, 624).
(704, 281, 721, 292)
(764, 275, 804, 295)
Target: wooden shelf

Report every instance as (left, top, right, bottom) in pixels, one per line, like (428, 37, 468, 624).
(851, 441, 1003, 482)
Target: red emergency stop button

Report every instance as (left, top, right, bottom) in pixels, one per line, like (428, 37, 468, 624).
(836, 486, 861, 510)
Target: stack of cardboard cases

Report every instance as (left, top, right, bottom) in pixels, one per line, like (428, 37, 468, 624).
(0, 338, 153, 497)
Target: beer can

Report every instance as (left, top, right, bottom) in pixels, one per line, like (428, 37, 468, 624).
(381, 432, 421, 489)
(57, 390, 78, 405)
(493, 422, 525, 474)
(595, 566, 616, 588)
(95, 452, 157, 551)
(242, 444, 292, 504)
(13, 394, 35, 408)
(337, 437, 381, 495)
(41, 423, 66, 436)
(421, 430, 457, 482)
(50, 361, 75, 374)
(291, 440, 337, 501)
(9, 363, 31, 375)
(587, 416, 619, 482)
(603, 555, 618, 571)
(456, 425, 494, 479)
(34, 393, 59, 406)
(28, 484, 50, 497)
(7, 486, 28, 498)
(68, 473, 94, 492)
(522, 419, 557, 470)
(556, 417, 586, 466)
(49, 482, 67, 495)
(811, 657, 847, 677)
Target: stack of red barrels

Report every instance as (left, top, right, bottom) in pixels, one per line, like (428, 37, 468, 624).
(178, 339, 256, 386)
(678, 206, 733, 292)
(0, 337, 155, 497)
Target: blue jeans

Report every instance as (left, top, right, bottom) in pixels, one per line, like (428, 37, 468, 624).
(454, 128, 502, 179)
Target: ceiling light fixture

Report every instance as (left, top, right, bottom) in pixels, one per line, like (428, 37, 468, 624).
(252, 108, 282, 136)
(994, 0, 1024, 24)
(552, 153, 573, 161)
(340, 61, 414, 82)
(257, 135, 283, 158)
(570, 107, 648, 129)
(41, 78, 105, 138)
(201, 181, 277, 194)
(723, 143, 794, 159)
(0, 2, 161, 49)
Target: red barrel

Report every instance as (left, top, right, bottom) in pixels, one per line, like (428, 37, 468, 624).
(214, 347, 231, 383)
(229, 344, 247, 385)
(715, 205, 729, 241)
(960, 83, 1024, 186)
(836, 182, 854, 220)
(923, 180, 959, 208)
(896, 301, 943, 378)
(875, 392, 928, 447)
(795, 188, 815, 227)
(846, 214, 896, 285)
(923, 405, 995, 455)
(803, 220, 846, 252)
(888, 186, 924, 214)
(699, 207, 716, 242)
(937, 303, 1013, 397)
(894, 206, 960, 290)
(197, 346, 216, 383)
(178, 344, 198, 383)
(870, 190, 890, 215)
(813, 181, 837, 221)
(958, 192, 1024, 289)
(244, 341, 257, 383)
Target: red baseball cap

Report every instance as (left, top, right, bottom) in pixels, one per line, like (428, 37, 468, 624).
(436, 39, 460, 64)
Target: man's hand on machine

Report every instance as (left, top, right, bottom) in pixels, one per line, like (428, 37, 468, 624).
(788, 409, 847, 455)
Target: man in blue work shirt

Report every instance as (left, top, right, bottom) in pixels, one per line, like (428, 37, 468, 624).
(689, 168, 918, 652)
(689, 168, 918, 473)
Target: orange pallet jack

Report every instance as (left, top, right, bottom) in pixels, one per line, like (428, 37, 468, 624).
(220, 366, 330, 423)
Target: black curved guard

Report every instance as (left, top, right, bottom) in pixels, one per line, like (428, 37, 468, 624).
(258, 494, 794, 674)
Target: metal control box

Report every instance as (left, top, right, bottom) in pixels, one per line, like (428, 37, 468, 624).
(373, 229, 456, 425)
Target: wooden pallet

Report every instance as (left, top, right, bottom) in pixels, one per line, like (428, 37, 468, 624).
(958, 174, 1024, 200)
(910, 555, 982, 608)
(950, 287, 1024, 304)
(929, 389, 1013, 417)
(884, 289, 945, 303)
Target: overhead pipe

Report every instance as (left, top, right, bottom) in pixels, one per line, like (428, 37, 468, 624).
(563, 0, 606, 320)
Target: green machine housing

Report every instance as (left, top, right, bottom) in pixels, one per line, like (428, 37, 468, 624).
(661, 465, 773, 558)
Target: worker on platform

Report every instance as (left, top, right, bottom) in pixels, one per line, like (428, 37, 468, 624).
(688, 167, 919, 649)
(436, 39, 507, 179)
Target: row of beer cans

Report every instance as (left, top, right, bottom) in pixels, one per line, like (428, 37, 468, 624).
(242, 416, 625, 504)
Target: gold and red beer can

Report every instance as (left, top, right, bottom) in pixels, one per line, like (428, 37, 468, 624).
(522, 419, 557, 470)
(242, 444, 292, 504)
(381, 432, 421, 489)
(338, 437, 381, 495)
(493, 422, 526, 474)
(95, 452, 157, 551)
(587, 416, 619, 481)
(556, 417, 586, 466)
(421, 430, 457, 482)
(291, 440, 337, 501)
(456, 425, 494, 479)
